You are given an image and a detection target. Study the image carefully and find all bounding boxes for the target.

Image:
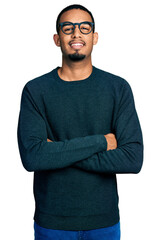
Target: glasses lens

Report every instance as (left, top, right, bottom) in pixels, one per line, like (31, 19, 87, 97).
(62, 23, 74, 34)
(80, 22, 92, 34)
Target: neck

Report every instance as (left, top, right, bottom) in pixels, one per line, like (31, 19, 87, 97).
(58, 56, 93, 82)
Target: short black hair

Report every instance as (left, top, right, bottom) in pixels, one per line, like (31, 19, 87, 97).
(56, 4, 95, 34)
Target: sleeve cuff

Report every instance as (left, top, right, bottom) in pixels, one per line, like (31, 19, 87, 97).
(96, 134, 107, 152)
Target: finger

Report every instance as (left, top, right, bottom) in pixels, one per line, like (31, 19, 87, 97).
(47, 138, 53, 142)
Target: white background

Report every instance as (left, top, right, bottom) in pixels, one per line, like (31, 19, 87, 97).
(1, 0, 161, 239)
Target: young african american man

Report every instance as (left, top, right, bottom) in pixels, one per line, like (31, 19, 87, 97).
(17, 4, 143, 240)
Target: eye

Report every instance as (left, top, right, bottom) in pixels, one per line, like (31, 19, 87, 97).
(80, 23, 92, 33)
(62, 24, 74, 34)
(82, 27, 89, 30)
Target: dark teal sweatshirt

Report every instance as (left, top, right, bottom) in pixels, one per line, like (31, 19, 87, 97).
(17, 66, 143, 231)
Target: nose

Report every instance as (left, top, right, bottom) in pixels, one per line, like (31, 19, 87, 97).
(72, 25, 82, 38)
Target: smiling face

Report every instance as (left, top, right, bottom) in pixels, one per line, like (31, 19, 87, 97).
(54, 9, 98, 63)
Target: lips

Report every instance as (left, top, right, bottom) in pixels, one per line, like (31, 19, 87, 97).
(69, 41, 85, 50)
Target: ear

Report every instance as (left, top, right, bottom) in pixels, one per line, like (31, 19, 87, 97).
(93, 32, 98, 45)
(53, 34, 61, 47)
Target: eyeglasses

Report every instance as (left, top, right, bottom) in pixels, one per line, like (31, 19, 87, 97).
(59, 21, 94, 35)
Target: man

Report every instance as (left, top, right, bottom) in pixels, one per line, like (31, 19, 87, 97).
(17, 4, 143, 240)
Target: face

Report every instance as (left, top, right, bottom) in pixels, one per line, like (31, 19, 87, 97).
(53, 9, 98, 62)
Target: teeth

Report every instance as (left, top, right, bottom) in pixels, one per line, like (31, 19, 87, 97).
(71, 43, 83, 46)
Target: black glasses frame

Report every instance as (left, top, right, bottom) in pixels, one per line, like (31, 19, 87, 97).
(59, 21, 95, 35)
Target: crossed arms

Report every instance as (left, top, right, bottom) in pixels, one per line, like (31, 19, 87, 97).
(47, 133, 117, 151)
(17, 82, 143, 174)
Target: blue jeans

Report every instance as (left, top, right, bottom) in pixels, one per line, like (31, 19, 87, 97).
(34, 221, 121, 240)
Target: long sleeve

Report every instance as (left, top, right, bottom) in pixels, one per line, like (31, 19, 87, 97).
(17, 84, 107, 172)
(73, 81, 144, 174)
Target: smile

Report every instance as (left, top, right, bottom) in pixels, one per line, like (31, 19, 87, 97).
(69, 41, 85, 50)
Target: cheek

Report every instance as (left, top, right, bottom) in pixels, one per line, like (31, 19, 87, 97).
(86, 37, 94, 50)
(86, 34, 94, 44)
(59, 38, 70, 52)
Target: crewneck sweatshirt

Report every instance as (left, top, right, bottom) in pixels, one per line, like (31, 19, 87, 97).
(17, 66, 143, 231)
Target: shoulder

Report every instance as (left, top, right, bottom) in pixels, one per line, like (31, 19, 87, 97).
(94, 66, 130, 88)
(20, 68, 58, 107)
(23, 68, 57, 94)
(24, 68, 57, 93)
(94, 66, 134, 101)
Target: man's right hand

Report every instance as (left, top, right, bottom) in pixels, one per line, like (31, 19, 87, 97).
(104, 133, 117, 151)
(47, 138, 53, 142)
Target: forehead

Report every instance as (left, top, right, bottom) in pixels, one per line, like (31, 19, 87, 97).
(59, 9, 93, 23)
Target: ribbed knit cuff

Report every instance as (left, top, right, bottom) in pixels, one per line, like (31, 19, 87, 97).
(95, 134, 107, 152)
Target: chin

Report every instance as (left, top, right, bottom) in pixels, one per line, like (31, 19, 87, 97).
(68, 53, 86, 61)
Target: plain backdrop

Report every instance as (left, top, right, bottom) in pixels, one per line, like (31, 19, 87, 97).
(1, 0, 161, 239)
